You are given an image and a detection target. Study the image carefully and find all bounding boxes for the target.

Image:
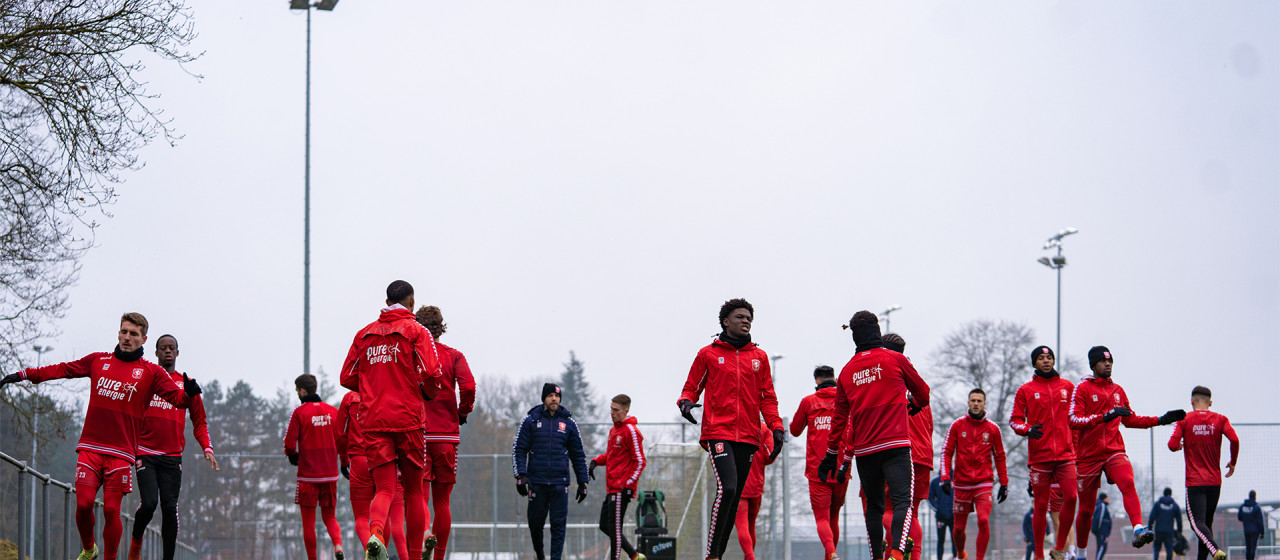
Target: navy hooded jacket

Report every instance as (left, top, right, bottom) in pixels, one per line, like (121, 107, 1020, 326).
(928, 475, 953, 521)
(1239, 499, 1264, 534)
(1092, 497, 1112, 537)
(512, 404, 589, 486)
(1148, 495, 1183, 533)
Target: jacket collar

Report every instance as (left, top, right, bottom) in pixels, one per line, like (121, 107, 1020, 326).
(379, 306, 415, 321)
(711, 337, 756, 352)
(614, 415, 638, 427)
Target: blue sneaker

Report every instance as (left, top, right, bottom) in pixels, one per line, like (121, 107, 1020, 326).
(1133, 526, 1155, 548)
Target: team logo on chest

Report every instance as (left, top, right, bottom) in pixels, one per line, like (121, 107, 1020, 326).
(1060, 389, 1068, 399)
(751, 359, 761, 372)
(718, 357, 724, 364)
(1034, 393, 1041, 399)
(1092, 395, 1099, 402)
(981, 432, 990, 442)
(616, 436, 623, 444)
(132, 368, 144, 380)
(558, 422, 566, 431)
(1113, 394, 1121, 403)
(961, 431, 967, 438)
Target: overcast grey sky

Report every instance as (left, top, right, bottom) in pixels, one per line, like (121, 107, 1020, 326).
(45, 1, 1277, 433)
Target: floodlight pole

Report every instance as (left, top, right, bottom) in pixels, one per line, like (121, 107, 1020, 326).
(28, 344, 51, 560)
(303, 4, 311, 374)
(1039, 228, 1076, 355)
(1054, 243, 1062, 355)
(882, 305, 902, 333)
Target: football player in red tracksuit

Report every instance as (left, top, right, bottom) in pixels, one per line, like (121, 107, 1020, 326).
(415, 305, 477, 560)
(881, 333, 932, 560)
(1010, 346, 1077, 560)
(1069, 346, 1186, 558)
(129, 334, 218, 560)
(819, 311, 929, 560)
(735, 420, 776, 560)
(590, 394, 647, 560)
(337, 390, 373, 546)
(677, 298, 785, 560)
(1168, 386, 1239, 560)
(940, 388, 1009, 560)
(340, 280, 443, 560)
(0, 312, 201, 560)
(284, 374, 344, 560)
(791, 365, 848, 560)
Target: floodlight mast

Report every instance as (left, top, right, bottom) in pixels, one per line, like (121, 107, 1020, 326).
(1038, 227, 1078, 357)
(289, 0, 338, 373)
(882, 305, 902, 333)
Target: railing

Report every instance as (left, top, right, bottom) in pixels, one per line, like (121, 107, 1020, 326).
(0, 449, 198, 560)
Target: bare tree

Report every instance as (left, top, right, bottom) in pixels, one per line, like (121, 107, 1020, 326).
(0, 0, 198, 381)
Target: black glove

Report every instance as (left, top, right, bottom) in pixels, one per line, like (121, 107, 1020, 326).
(575, 483, 588, 503)
(182, 373, 202, 397)
(0, 372, 21, 388)
(941, 480, 952, 496)
(287, 452, 299, 467)
(768, 429, 784, 462)
(678, 399, 701, 424)
(997, 484, 1009, 504)
(340, 465, 350, 480)
(817, 450, 839, 483)
(1103, 406, 1132, 422)
(1158, 409, 1186, 426)
(1027, 423, 1044, 439)
(907, 394, 922, 416)
(623, 487, 634, 500)
(516, 474, 529, 497)
(588, 459, 598, 480)
(835, 460, 851, 484)
(458, 412, 469, 425)
(1026, 482, 1034, 498)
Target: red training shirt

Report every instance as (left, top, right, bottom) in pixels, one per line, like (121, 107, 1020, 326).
(910, 403, 934, 469)
(1009, 372, 1076, 465)
(592, 416, 646, 494)
(336, 391, 365, 468)
(138, 370, 213, 457)
(1168, 409, 1239, 487)
(677, 337, 783, 447)
(940, 414, 1009, 489)
(827, 347, 930, 459)
(22, 352, 191, 462)
(742, 421, 775, 499)
(791, 384, 843, 483)
(1068, 376, 1158, 461)
(340, 306, 442, 433)
(284, 397, 340, 483)
(423, 341, 476, 444)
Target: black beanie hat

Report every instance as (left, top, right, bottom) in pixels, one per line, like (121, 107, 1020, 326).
(1088, 346, 1112, 369)
(541, 383, 561, 401)
(1031, 345, 1055, 366)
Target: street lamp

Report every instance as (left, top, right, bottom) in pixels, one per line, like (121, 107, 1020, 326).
(289, 0, 339, 373)
(1038, 227, 1078, 355)
(881, 305, 902, 333)
(28, 345, 51, 560)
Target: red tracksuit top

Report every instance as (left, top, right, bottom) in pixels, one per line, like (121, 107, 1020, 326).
(910, 404, 934, 469)
(827, 347, 930, 459)
(941, 414, 1009, 489)
(1009, 372, 1076, 465)
(791, 385, 844, 483)
(592, 416, 646, 494)
(678, 338, 783, 447)
(1168, 410, 1239, 487)
(138, 370, 213, 457)
(284, 398, 340, 484)
(1068, 377, 1158, 461)
(22, 352, 191, 462)
(340, 306, 442, 433)
(743, 421, 775, 499)
(336, 391, 365, 468)
(423, 342, 476, 444)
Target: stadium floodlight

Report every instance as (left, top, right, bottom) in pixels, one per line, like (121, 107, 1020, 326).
(881, 305, 902, 332)
(1038, 228, 1079, 357)
(316, 0, 339, 10)
(289, 0, 308, 10)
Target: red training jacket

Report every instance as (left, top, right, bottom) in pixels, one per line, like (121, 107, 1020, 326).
(22, 353, 191, 462)
(791, 385, 844, 483)
(1168, 409, 1239, 487)
(423, 342, 476, 444)
(284, 398, 340, 483)
(592, 416, 646, 494)
(340, 306, 442, 433)
(940, 414, 1009, 489)
(138, 370, 213, 457)
(743, 421, 775, 499)
(827, 347, 929, 459)
(336, 391, 365, 468)
(1068, 377, 1158, 461)
(1009, 373, 1076, 465)
(910, 403, 934, 469)
(678, 337, 783, 447)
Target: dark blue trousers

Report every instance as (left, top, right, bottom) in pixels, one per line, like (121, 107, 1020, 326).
(1153, 531, 1177, 560)
(528, 483, 569, 560)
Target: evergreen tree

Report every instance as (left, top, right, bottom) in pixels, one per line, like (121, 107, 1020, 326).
(557, 350, 604, 449)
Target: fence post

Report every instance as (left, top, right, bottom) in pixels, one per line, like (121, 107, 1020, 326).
(17, 463, 25, 560)
(783, 435, 791, 560)
(42, 477, 49, 560)
(492, 454, 498, 558)
(64, 486, 71, 560)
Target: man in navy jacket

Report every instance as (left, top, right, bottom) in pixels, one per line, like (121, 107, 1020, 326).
(512, 383, 590, 560)
(1148, 488, 1183, 560)
(1092, 494, 1113, 560)
(929, 474, 956, 560)
(1239, 490, 1264, 560)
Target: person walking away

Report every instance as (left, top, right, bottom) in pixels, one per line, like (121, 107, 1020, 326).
(883, 333, 933, 560)
(1148, 488, 1182, 560)
(940, 388, 1009, 560)
(590, 394, 647, 560)
(930, 476, 957, 560)
(337, 390, 372, 549)
(1168, 385, 1239, 560)
(819, 310, 929, 560)
(793, 365, 851, 560)
(1238, 490, 1263, 560)
(1010, 346, 1078, 560)
(129, 334, 218, 560)
(676, 298, 785, 560)
(734, 421, 776, 560)
(512, 383, 591, 560)
(1092, 494, 1112, 560)
(284, 374, 344, 560)
(414, 305, 476, 560)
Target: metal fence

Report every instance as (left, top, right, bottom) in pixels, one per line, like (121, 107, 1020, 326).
(0, 449, 198, 560)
